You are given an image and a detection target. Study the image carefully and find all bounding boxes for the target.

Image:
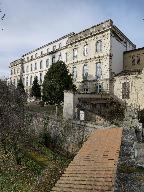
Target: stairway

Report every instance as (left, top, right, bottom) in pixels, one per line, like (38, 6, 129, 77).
(52, 127, 123, 192)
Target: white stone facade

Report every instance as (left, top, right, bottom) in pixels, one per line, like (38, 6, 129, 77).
(9, 19, 135, 94)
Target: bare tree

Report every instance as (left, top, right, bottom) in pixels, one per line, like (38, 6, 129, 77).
(0, 80, 33, 164)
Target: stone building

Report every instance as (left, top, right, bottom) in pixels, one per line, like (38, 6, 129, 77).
(113, 47, 144, 110)
(9, 19, 135, 95)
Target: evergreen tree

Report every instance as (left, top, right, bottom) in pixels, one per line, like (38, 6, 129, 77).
(17, 78, 25, 93)
(16, 78, 27, 102)
(42, 61, 76, 105)
(31, 76, 41, 100)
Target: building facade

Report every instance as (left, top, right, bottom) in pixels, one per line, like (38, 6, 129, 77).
(113, 48, 144, 110)
(9, 19, 135, 95)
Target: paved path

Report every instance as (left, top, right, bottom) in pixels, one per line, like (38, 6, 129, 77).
(52, 127, 123, 192)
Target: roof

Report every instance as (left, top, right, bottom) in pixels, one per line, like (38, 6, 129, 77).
(114, 70, 142, 77)
(22, 32, 75, 57)
(124, 47, 144, 54)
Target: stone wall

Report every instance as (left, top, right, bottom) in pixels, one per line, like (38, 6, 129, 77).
(113, 70, 144, 110)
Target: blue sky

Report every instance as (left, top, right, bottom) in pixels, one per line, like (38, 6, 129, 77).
(0, 0, 144, 77)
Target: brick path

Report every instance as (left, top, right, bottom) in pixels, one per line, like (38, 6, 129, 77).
(52, 128, 123, 192)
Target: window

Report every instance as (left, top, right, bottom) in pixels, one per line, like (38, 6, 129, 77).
(47, 48, 49, 53)
(40, 60, 43, 69)
(27, 57, 29, 62)
(59, 43, 62, 49)
(35, 53, 37, 58)
(35, 63, 37, 70)
(132, 56, 135, 65)
(26, 66, 29, 72)
(72, 66, 77, 81)
(83, 44, 88, 56)
(73, 48, 77, 60)
(41, 51, 43, 55)
(122, 82, 130, 99)
(58, 52, 62, 60)
(23, 66, 25, 73)
(65, 52, 68, 62)
(96, 84, 102, 93)
(31, 55, 33, 60)
(40, 73, 42, 84)
(26, 76, 28, 86)
(31, 64, 33, 71)
(96, 40, 102, 52)
(53, 45, 56, 51)
(30, 75, 33, 86)
(83, 64, 88, 80)
(14, 68, 15, 74)
(137, 56, 140, 65)
(46, 59, 49, 68)
(11, 69, 13, 75)
(96, 62, 102, 80)
(52, 55, 55, 63)
(17, 68, 19, 74)
(13, 79, 16, 86)
(23, 78, 25, 86)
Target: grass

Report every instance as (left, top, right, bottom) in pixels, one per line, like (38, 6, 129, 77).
(119, 165, 144, 174)
(0, 143, 72, 192)
(26, 103, 63, 116)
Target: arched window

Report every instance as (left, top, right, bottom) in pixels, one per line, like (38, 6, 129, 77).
(40, 60, 43, 69)
(83, 64, 88, 80)
(96, 40, 102, 52)
(96, 62, 102, 80)
(31, 64, 33, 71)
(72, 66, 77, 81)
